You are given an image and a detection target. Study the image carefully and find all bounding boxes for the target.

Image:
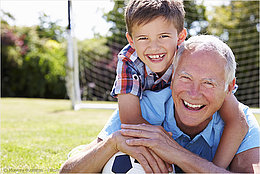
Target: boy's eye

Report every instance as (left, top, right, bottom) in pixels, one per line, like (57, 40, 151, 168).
(138, 37, 148, 40)
(160, 35, 170, 38)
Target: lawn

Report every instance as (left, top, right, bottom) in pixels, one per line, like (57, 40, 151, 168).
(1, 98, 260, 173)
(1, 98, 115, 173)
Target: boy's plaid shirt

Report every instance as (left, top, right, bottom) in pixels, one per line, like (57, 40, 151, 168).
(111, 44, 173, 99)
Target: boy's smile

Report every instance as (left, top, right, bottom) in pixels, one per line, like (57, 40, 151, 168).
(126, 16, 186, 77)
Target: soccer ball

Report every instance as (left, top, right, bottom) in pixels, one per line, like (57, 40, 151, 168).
(102, 152, 145, 174)
(102, 151, 175, 173)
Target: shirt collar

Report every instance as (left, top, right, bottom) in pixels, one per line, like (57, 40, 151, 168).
(145, 64, 173, 83)
(171, 105, 217, 147)
(199, 113, 218, 147)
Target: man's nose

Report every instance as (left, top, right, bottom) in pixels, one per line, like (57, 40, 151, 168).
(188, 83, 202, 99)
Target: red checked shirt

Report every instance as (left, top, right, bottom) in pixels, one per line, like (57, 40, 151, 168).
(111, 44, 173, 99)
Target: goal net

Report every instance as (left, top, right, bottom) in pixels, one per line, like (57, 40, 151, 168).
(69, 0, 259, 111)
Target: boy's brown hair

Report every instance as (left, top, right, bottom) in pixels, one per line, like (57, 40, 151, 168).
(125, 0, 185, 37)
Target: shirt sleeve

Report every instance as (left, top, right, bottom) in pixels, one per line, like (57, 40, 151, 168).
(236, 104, 260, 154)
(111, 57, 142, 98)
(232, 84, 238, 94)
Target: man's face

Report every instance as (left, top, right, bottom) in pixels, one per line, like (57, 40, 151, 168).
(172, 49, 228, 129)
(126, 16, 186, 77)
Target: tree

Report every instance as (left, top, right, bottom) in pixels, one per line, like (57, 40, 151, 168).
(184, 0, 208, 37)
(103, 0, 208, 48)
(36, 12, 65, 42)
(103, 0, 127, 52)
(1, 11, 67, 99)
(77, 37, 114, 100)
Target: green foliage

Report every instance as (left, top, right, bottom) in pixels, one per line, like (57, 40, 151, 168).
(184, 0, 208, 37)
(1, 13, 67, 99)
(78, 37, 110, 64)
(77, 37, 115, 100)
(103, 0, 128, 51)
(36, 12, 66, 42)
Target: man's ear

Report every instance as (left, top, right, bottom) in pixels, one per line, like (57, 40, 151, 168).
(126, 32, 135, 48)
(227, 78, 236, 94)
(177, 28, 187, 46)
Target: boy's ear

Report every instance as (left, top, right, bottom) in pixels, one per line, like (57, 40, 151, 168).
(177, 28, 187, 46)
(126, 32, 135, 48)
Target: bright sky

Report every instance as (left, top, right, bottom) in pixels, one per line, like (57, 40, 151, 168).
(1, 0, 114, 40)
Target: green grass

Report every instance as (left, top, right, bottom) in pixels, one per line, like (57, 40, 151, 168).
(1, 98, 115, 173)
(1, 98, 260, 173)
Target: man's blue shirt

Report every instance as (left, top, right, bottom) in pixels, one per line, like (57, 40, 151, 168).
(98, 87, 260, 162)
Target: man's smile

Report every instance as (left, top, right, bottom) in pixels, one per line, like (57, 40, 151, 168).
(183, 100, 205, 111)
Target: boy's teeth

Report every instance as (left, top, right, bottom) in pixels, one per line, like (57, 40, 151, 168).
(149, 54, 164, 59)
(184, 100, 203, 109)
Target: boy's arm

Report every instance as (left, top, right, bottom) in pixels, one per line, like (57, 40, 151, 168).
(118, 93, 150, 124)
(213, 93, 249, 168)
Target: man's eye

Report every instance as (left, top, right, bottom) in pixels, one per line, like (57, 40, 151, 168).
(180, 76, 191, 81)
(203, 81, 214, 88)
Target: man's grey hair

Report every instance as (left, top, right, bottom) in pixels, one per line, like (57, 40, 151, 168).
(173, 35, 236, 91)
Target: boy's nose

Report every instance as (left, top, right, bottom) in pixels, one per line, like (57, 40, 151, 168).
(149, 40, 160, 52)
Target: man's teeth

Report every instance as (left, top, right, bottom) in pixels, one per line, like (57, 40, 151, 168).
(184, 100, 203, 109)
(148, 54, 164, 59)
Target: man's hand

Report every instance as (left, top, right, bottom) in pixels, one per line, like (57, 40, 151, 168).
(120, 124, 181, 164)
(112, 130, 172, 173)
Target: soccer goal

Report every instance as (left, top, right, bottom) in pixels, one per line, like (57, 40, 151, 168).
(66, 0, 259, 113)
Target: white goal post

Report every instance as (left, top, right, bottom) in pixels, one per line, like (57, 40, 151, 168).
(66, 0, 81, 110)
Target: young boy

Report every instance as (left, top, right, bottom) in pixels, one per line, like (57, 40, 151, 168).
(98, 0, 248, 169)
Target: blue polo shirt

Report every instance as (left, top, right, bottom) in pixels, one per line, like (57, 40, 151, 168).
(98, 87, 260, 162)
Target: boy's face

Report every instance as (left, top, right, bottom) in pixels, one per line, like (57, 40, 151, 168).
(126, 16, 186, 77)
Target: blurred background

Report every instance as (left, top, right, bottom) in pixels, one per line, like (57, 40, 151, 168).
(1, 0, 259, 107)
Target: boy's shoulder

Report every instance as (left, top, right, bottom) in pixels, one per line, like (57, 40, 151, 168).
(117, 44, 145, 75)
(118, 44, 138, 63)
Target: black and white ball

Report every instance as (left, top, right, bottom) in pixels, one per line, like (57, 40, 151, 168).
(102, 151, 175, 173)
(102, 152, 145, 174)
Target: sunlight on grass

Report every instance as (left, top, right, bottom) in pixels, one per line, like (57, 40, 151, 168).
(1, 98, 115, 172)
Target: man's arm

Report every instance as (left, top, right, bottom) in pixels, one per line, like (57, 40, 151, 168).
(59, 137, 117, 173)
(60, 131, 169, 173)
(229, 147, 260, 173)
(121, 124, 259, 173)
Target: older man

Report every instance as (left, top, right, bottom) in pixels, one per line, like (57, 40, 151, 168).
(60, 35, 260, 173)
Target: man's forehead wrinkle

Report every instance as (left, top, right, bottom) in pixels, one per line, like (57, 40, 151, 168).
(179, 70, 218, 83)
(179, 70, 190, 75)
